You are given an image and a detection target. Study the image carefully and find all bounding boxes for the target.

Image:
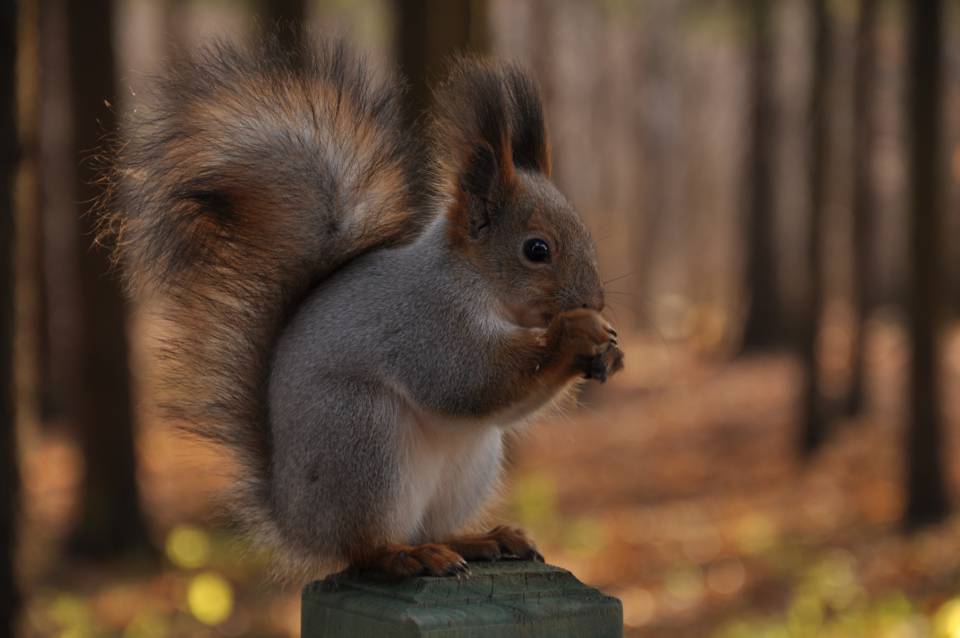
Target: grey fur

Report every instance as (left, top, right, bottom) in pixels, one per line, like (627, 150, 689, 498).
(269, 202, 590, 568)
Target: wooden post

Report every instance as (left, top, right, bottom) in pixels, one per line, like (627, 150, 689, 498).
(302, 561, 623, 637)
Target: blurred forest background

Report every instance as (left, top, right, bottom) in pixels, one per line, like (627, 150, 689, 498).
(3, 0, 960, 636)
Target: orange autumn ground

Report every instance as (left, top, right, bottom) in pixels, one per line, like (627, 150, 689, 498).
(15, 318, 960, 638)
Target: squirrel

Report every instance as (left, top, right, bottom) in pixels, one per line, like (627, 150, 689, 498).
(98, 37, 624, 580)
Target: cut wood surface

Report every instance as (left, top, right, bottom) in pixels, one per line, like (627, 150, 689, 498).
(302, 560, 622, 638)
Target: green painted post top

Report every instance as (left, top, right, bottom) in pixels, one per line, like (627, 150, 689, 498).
(301, 561, 623, 637)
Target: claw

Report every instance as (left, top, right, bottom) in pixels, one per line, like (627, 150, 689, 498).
(518, 546, 544, 562)
(450, 559, 471, 577)
(606, 325, 620, 350)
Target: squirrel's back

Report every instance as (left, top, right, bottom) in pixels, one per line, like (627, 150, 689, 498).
(98, 38, 430, 536)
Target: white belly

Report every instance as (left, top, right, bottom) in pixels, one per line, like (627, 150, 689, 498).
(387, 408, 504, 544)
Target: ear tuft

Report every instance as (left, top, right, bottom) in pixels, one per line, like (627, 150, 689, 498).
(431, 59, 550, 241)
(431, 59, 550, 180)
(503, 66, 551, 176)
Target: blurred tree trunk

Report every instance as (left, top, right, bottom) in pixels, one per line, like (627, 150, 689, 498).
(394, 0, 489, 124)
(16, 0, 55, 426)
(64, 0, 151, 556)
(29, 144, 53, 427)
(527, 0, 554, 121)
(38, 0, 83, 436)
(259, 0, 307, 61)
(636, 1, 682, 332)
(904, 0, 949, 529)
(0, 1, 19, 634)
(739, 0, 783, 353)
(260, 0, 306, 27)
(527, 0, 557, 185)
(799, 0, 831, 456)
(845, 0, 877, 417)
(163, 0, 188, 62)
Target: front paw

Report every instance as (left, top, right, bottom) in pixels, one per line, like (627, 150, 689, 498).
(551, 309, 624, 382)
(578, 341, 624, 383)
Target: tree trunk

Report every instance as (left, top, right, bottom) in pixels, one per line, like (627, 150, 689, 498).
(394, 0, 489, 124)
(904, 0, 949, 529)
(64, 0, 151, 557)
(636, 1, 682, 333)
(798, 0, 831, 455)
(15, 0, 55, 426)
(259, 0, 307, 63)
(0, 1, 18, 633)
(739, 0, 783, 353)
(845, 0, 877, 417)
(260, 0, 306, 27)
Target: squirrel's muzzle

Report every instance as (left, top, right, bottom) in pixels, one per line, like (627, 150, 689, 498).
(581, 292, 605, 312)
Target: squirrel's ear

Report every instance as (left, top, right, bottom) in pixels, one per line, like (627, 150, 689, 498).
(451, 131, 514, 241)
(458, 141, 498, 239)
(504, 66, 551, 177)
(437, 61, 518, 243)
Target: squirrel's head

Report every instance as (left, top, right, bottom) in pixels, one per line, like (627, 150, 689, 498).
(432, 60, 604, 328)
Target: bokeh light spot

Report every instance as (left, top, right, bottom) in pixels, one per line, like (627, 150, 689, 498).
(664, 565, 704, 610)
(123, 612, 169, 638)
(165, 524, 212, 569)
(619, 586, 656, 627)
(562, 517, 607, 556)
(187, 572, 233, 626)
(734, 514, 776, 555)
(511, 473, 557, 530)
(706, 559, 746, 596)
(934, 598, 960, 638)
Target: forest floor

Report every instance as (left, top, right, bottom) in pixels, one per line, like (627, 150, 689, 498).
(14, 317, 960, 638)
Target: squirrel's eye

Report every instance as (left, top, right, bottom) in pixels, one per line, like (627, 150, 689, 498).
(523, 238, 551, 263)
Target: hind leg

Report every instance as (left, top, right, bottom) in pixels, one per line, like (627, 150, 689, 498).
(272, 377, 432, 572)
(347, 418, 509, 578)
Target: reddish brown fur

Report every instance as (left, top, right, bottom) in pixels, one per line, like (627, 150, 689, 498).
(446, 526, 542, 562)
(351, 544, 469, 579)
(95, 38, 430, 577)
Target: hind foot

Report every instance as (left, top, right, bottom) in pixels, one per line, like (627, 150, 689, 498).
(352, 543, 470, 579)
(446, 525, 544, 562)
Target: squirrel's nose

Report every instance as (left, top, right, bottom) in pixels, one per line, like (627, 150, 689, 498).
(581, 293, 604, 312)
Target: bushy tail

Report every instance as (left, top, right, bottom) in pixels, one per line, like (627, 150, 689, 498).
(98, 38, 428, 540)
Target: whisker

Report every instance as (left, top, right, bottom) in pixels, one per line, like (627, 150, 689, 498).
(603, 271, 637, 286)
(606, 305, 621, 325)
